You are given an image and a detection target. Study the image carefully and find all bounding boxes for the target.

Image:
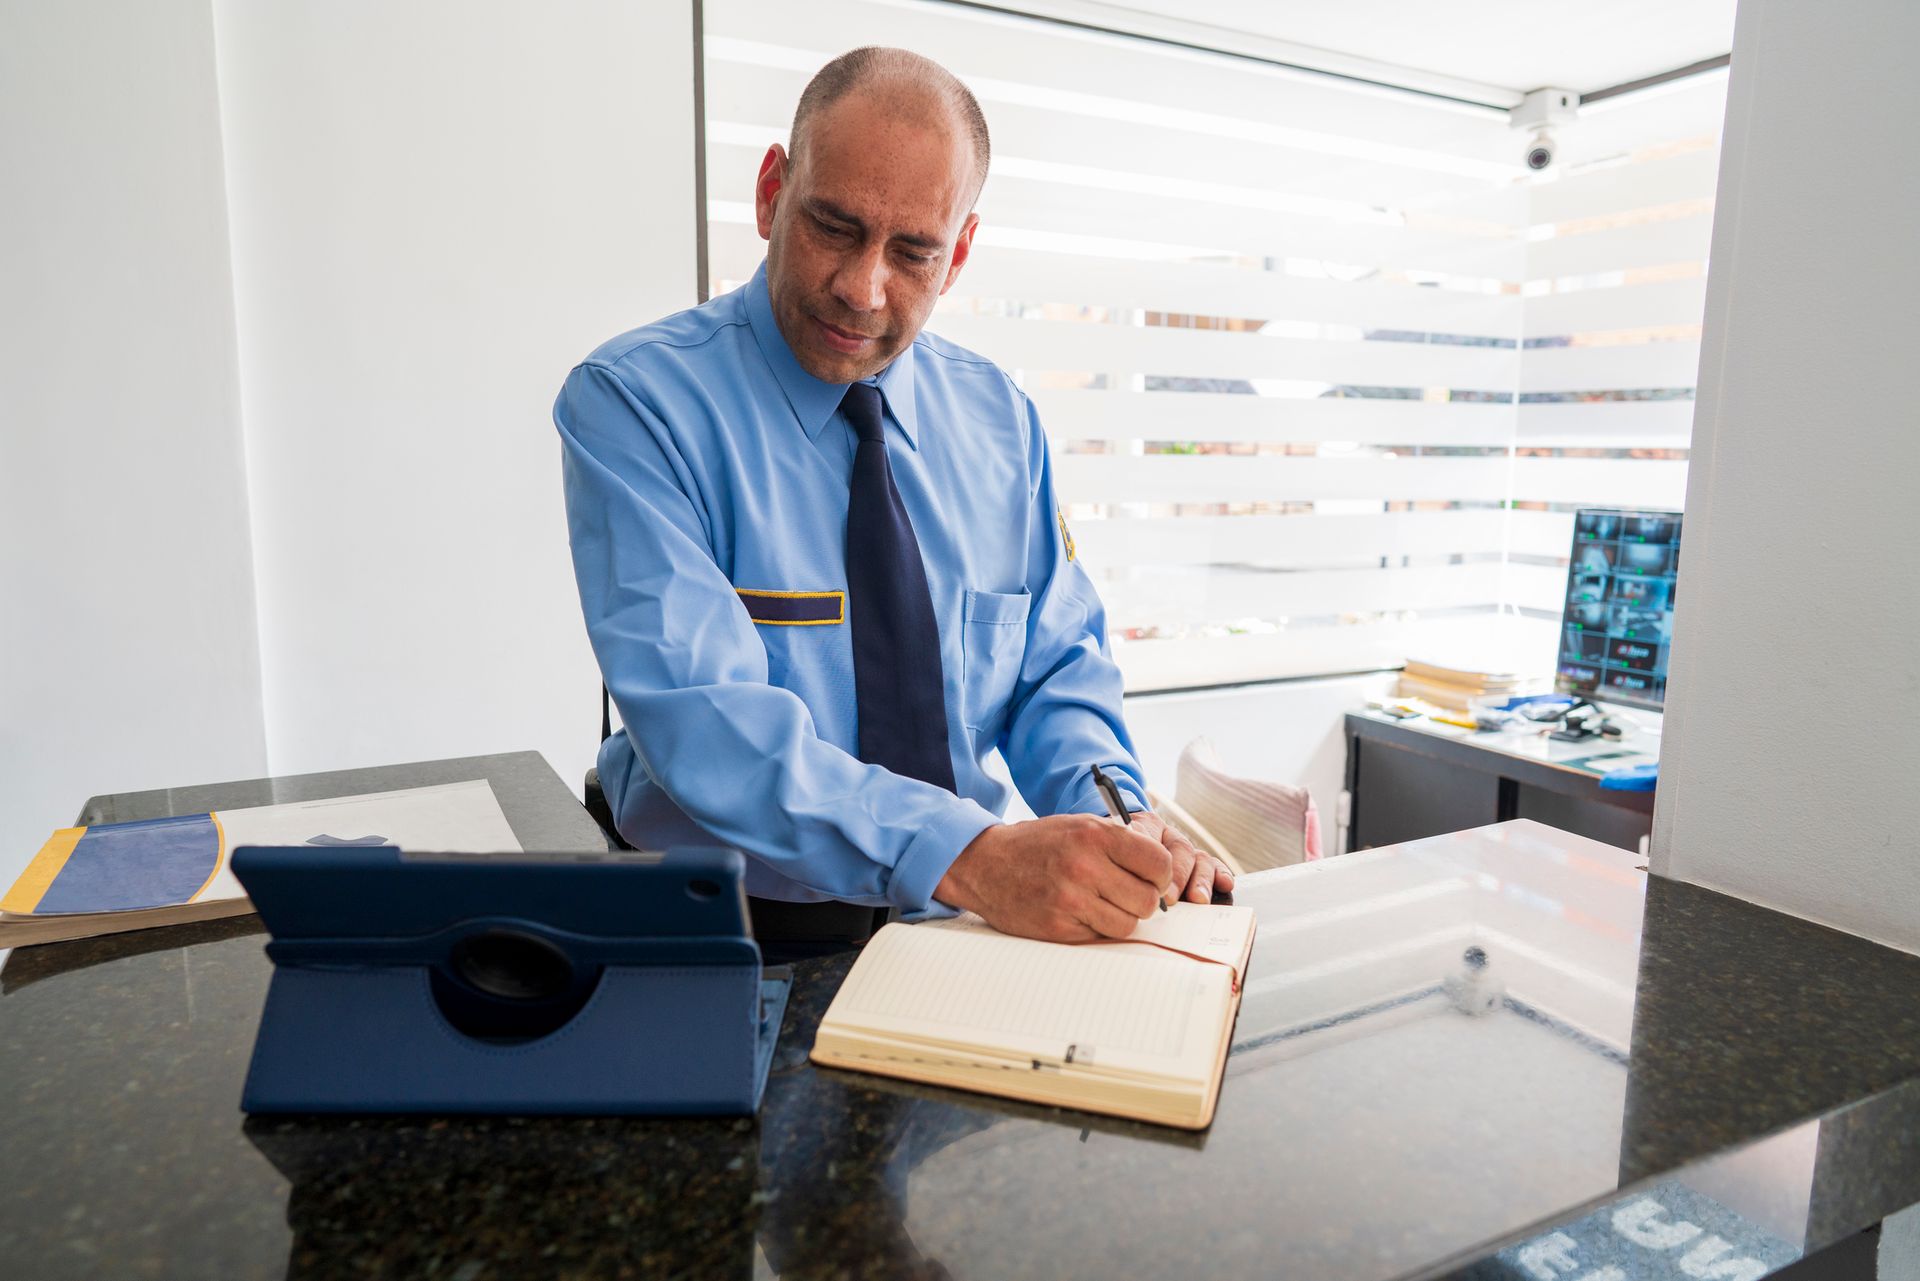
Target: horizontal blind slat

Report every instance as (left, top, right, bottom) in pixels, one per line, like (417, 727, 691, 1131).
(1503, 562, 1576, 613)
(931, 315, 1520, 387)
(707, 221, 1523, 336)
(704, 77, 1505, 209)
(1508, 458, 1690, 508)
(1098, 562, 1508, 628)
(1528, 148, 1722, 224)
(1523, 279, 1710, 337)
(1507, 510, 1577, 559)
(948, 245, 1521, 338)
(702, 9, 1524, 168)
(1073, 510, 1516, 567)
(1515, 402, 1696, 447)
(976, 178, 1525, 277)
(1517, 341, 1702, 392)
(704, 137, 1524, 275)
(1033, 389, 1516, 445)
(1055, 455, 1514, 504)
(1526, 214, 1714, 280)
(1115, 616, 1561, 691)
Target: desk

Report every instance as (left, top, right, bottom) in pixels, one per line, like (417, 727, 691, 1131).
(1346, 706, 1663, 854)
(4, 764, 1919, 1278)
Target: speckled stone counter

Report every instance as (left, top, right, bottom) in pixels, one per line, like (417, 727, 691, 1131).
(2, 763, 1917, 1280)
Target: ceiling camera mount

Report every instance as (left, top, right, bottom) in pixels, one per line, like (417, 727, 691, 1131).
(1510, 87, 1579, 172)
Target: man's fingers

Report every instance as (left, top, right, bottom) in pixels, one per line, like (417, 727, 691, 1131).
(1213, 858, 1237, 890)
(1160, 827, 1201, 906)
(1093, 864, 1161, 921)
(1078, 890, 1144, 940)
(1184, 854, 1217, 904)
(1096, 824, 1174, 889)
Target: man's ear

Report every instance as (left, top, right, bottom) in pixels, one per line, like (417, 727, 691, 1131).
(940, 212, 980, 295)
(754, 144, 789, 241)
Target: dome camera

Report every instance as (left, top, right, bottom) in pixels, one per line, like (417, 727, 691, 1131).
(1510, 88, 1576, 173)
(1525, 129, 1556, 172)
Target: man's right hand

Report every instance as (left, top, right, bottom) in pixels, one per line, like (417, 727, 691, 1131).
(932, 814, 1174, 943)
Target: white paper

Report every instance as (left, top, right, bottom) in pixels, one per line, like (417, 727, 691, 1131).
(199, 779, 522, 902)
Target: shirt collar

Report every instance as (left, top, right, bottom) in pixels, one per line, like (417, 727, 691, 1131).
(744, 259, 920, 450)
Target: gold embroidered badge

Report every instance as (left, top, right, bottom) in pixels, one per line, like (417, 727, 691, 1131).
(1057, 507, 1076, 562)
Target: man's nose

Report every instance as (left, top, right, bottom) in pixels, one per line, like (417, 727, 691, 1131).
(831, 243, 888, 315)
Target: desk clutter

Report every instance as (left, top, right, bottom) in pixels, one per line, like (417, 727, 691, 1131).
(0, 780, 521, 947)
(1393, 657, 1542, 712)
(1367, 692, 1662, 789)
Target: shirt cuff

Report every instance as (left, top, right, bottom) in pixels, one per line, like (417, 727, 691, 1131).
(1061, 765, 1150, 818)
(888, 796, 1000, 915)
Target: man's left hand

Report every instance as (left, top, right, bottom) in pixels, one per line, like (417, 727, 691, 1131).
(1128, 811, 1236, 906)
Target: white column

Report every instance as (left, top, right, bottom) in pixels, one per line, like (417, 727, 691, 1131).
(0, 0, 268, 878)
(211, 0, 700, 796)
(1651, 0, 1920, 951)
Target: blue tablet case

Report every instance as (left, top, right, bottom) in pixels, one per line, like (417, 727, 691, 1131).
(230, 845, 788, 1116)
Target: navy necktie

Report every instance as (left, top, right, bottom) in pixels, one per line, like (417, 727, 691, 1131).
(842, 382, 957, 793)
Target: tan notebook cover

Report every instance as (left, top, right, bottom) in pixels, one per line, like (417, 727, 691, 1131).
(811, 904, 1255, 1130)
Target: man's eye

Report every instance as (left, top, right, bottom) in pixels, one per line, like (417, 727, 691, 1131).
(816, 219, 852, 240)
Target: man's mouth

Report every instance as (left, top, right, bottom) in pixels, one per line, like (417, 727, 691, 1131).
(811, 315, 880, 355)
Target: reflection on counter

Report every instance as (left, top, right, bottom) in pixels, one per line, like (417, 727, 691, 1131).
(3, 820, 1918, 1281)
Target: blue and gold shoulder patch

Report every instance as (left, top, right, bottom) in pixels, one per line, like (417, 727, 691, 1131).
(1056, 507, 1076, 562)
(735, 588, 844, 626)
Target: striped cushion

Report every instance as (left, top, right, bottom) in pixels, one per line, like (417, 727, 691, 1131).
(1174, 738, 1323, 871)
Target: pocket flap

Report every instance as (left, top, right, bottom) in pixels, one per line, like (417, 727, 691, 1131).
(964, 588, 1031, 626)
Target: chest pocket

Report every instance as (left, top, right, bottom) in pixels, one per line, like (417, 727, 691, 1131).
(960, 588, 1031, 738)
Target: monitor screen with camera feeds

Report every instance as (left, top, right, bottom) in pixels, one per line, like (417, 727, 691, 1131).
(1556, 508, 1682, 711)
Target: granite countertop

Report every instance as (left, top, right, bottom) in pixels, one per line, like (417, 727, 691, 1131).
(2, 766, 1917, 1281)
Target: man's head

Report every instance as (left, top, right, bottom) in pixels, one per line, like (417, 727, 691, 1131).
(755, 47, 989, 383)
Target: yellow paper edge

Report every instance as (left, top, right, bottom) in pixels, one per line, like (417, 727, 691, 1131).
(2, 827, 86, 914)
(188, 811, 227, 904)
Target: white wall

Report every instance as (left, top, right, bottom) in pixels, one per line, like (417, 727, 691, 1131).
(211, 0, 698, 798)
(0, 0, 268, 877)
(1651, 0, 1920, 951)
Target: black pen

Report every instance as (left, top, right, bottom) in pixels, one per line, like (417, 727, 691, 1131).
(1090, 765, 1167, 912)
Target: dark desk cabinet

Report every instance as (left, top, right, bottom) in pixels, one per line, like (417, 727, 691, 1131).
(1344, 711, 1657, 855)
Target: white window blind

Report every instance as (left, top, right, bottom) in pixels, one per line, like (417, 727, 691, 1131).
(1505, 76, 1726, 624)
(702, 0, 1725, 692)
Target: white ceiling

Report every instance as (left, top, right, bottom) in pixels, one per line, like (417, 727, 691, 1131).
(1073, 0, 1737, 97)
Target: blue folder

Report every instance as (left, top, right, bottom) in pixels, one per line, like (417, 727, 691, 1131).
(231, 845, 787, 1116)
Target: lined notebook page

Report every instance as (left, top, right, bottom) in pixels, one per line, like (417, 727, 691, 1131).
(1101, 903, 1256, 979)
(926, 904, 1256, 982)
(826, 924, 1229, 1069)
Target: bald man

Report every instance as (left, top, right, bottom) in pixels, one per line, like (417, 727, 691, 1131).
(556, 47, 1232, 951)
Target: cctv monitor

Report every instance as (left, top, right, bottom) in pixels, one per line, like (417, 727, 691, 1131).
(1555, 508, 1682, 711)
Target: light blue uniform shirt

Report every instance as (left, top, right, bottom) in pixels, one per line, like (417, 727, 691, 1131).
(556, 261, 1148, 913)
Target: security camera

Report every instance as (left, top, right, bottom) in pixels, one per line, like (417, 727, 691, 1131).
(1525, 129, 1556, 172)
(1510, 87, 1577, 173)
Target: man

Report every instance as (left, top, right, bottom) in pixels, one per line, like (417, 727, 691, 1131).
(556, 46, 1232, 946)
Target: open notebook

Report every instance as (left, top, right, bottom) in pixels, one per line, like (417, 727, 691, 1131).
(811, 903, 1256, 1130)
(0, 781, 520, 947)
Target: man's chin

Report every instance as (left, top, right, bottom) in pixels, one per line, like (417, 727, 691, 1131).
(793, 343, 890, 386)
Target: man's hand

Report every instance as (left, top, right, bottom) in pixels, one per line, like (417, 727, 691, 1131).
(1129, 810, 1237, 906)
(934, 814, 1172, 942)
